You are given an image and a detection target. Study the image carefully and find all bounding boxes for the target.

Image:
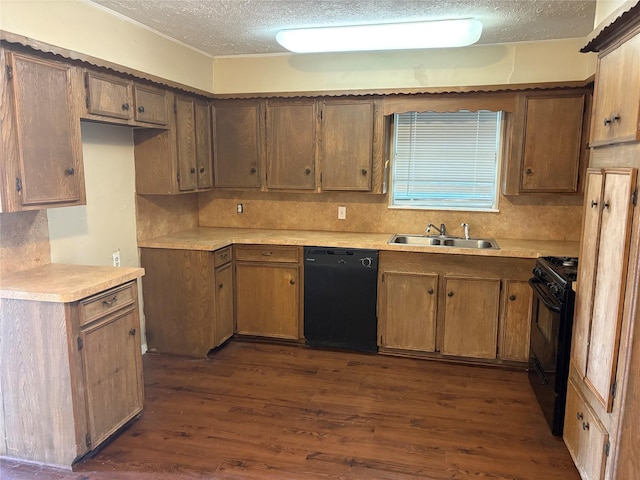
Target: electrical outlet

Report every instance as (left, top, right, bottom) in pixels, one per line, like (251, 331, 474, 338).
(237, 203, 243, 214)
(338, 206, 346, 220)
(112, 250, 121, 267)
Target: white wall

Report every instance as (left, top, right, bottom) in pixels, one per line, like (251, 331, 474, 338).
(47, 122, 146, 350)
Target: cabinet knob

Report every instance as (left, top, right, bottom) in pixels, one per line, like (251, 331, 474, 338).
(612, 114, 620, 123)
(200, 166, 205, 174)
(525, 168, 533, 175)
(509, 294, 516, 301)
(576, 412, 584, 421)
(447, 291, 454, 297)
(604, 117, 612, 126)
(305, 168, 312, 175)
(361, 168, 368, 176)
(250, 167, 257, 174)
(218, 283, 224, 289)
(129, 328, 136, 336)
(591, 200, 598, 208)
(603, 202, 610, 210)
(65, 167, 75, 176)
(289, 278, 296, 285)
(122, 103, 130, 111)
(190, 167, 196, 174)
(138, 105, 145, 113)
(582, 421, 590, 431)
(427, 288, 434, 295)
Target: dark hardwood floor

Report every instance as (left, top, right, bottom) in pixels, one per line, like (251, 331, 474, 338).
(1, 341, 580, 479)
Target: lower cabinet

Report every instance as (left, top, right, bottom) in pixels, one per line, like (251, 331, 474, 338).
(564, 379, 609, 480)
(140, 247, 233, 357)
(234, 245, 302, 340)
(0, 280, 143, 467)
(377, 251, 534, 363)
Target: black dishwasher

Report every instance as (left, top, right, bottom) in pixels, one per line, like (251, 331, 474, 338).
(304, 247, 378, 353)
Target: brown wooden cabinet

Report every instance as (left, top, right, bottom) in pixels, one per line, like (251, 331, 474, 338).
(377, 251, 533, 364)
(265, 99, 317, 190)
(590, 31, 640, 147)
(234, 245, 302, 340)
(572, 168, 637, 411)
(212, 99, 263, 188)
(0, 279, 143, 467)
(83, 70, 169, 127)
(0, 48, 85, 212)
(503, 91, 591, 195)
(441, 276, 500, 359)
(564, 379, 609, 480)
(134, 94, 213, 194)
(140, 247, 233, 357)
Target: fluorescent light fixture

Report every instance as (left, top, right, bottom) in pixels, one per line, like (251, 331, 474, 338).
(276, 18, 483, 53)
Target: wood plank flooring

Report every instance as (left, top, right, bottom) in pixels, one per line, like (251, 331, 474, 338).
(1, 341, 580, 479)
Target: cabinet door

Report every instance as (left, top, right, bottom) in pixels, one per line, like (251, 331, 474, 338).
(213, 100, 262, 188)
(266, 100, 316, 190)
(4, 52, 84, 210)
(441, 277, 500, 359)
(520, 95, 585, 193)
(564, 380, 609, 480)
(321, 100, 373, 191)
(499, 280, 532, 361)
(572, 170, 605, 376)
(133, 84, 169, 125)
(80, 308, 143, 448)
(194, 101, 213, 189)
(235, 263, 300, 339)
(214, 262, 234, 347)
(175, 96, 198, 191)
(586, 168, 636, 411)
(379, 272, 437, 352)
(140, 249, 215, 357)
(85, 71, 132, 120)
(591, 33, 640, 145)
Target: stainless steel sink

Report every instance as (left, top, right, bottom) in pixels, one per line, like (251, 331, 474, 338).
(388, 234, 499, 250)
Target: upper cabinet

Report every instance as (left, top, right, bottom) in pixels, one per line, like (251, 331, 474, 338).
(83, 70, 170, 127)
(212, 99, 263, 188)
(590, 31, 640, 147)
(265, 99, 318, 190)
(503, 90, 591, 195)
(134, 94, 213, 194)
(0, 48, 85, 212)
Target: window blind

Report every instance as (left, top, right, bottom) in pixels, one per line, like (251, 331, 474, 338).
(392, 110, 501, 211)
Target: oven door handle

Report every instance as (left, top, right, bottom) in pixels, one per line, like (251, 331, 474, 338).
(528, 278, 562, 313)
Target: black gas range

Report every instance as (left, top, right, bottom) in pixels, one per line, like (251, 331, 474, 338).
(528, 256, 578, 436)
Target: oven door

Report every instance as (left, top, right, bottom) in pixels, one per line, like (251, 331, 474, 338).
(528, 278, 562, 392)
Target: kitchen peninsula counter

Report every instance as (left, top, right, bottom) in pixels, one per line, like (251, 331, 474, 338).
(138, 227, 580, 259)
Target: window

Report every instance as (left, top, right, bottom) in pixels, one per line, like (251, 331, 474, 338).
(391, 110, 503, 211)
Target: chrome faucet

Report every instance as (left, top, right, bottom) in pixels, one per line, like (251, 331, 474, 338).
(426, 223, 446, 236)
(461, 223, 470, 240)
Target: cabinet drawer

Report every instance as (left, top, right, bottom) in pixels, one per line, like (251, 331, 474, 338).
(214, 246, 232, 266)
(234, 245, 299, 263)
(79, 282, 136, 327)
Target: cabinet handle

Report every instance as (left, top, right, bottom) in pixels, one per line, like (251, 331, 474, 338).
(65, 167, 75, 175)
(289, 278, 296, 285)
(218, 283, 224, 289)
(129, 328, 136, 336)
(591, 200, 598, 208)
(577, 412, 584, 421)
(604, 117, 612, 126)
(509, 295, 517, 301)
(220, 252, 228, 259)
(261, 251, 272, 256)
(612, 114, 620, 123)
(427, 288, 434, 295)
(582, 421, 590, 431)
(525, 168, 533, 175)
(102, 296, 118, 306)
(138, 105, 145, 113)
(603, 202, 610, 210)
(361, 168, 368, 176)
(190, 167, 196, 174)
(122, 103, 130, 111)
(305, 168, 312, 175)
(250, 167, 257, 174)
(447, 291, 454, 297)
(200, 166, 205, 174)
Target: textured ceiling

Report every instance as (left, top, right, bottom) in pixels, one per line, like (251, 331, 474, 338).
(87, 0, 597, 57)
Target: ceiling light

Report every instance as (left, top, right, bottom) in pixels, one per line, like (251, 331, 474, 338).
(276, 19, 483, 53)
